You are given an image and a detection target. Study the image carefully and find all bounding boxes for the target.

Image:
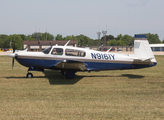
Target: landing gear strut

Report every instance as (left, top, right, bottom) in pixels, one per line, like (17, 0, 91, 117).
(26, 67, 44, 78)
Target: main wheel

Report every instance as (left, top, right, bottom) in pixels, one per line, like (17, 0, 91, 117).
(65, 71, 76, 79)
(61, 70, 65, 75)
(26, 73, 33, 78)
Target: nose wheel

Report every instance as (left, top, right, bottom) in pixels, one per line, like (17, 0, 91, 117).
(26, 67, 44, 78)
(26, 73, 33, 78)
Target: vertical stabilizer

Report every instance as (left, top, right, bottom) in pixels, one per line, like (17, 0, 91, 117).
(134, 35, 154, 60)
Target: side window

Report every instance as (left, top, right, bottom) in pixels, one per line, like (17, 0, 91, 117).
(65, 49, 86, 57)
(51, 48, 63, 55)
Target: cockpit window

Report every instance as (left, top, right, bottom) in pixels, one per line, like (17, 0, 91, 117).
(42, 47, 52, 54)
(51, 48, 63, 55)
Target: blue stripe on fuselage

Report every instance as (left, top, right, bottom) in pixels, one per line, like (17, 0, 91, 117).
(84, 61, 131, 71)
(16, 58, 61, 68)
(85, 61, 157, 71)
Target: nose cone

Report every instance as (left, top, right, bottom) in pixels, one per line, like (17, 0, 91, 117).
(7, 53, 16, 58)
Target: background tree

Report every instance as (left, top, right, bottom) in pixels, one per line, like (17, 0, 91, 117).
(24, 34, 35, 41)
(106, 35, 115, 41)
(0, 34, 8, 49)
(40, 32, 55, 40)
(6, 35, 23, 50)
(76, 34, 91, 46)
(19, 34, 26, 40)
(116, 34, 123, 41)
(0, 33, 162, 49)
(162, 38, 164, 43)
(115, 34, 133, 46)
(121, 34, 133, 45)
(88, 39, 97, 46)
(116, 40, 124, 46)
(63, 35, 77, 40)
(145, 33, 161, 44)
(101, 34, 115, 46)
(55, 34, 63, 40)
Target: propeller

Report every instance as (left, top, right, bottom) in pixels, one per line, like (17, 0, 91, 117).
(12, 57, 14, 69)
(12, 39, 15, 69)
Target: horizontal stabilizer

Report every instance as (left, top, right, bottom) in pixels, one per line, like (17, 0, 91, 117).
(134, 57, 154, 62)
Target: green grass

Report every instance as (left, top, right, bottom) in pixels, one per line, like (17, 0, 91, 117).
(0, 55, 164, 120)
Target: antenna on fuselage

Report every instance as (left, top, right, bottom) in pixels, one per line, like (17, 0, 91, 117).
(64, 40, 70, 46)
(106, 47, 112, 53)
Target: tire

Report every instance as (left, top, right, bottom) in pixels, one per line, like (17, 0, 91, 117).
(65, 71, 75, 79)
(61, 70, 65, 75)
(26, 73, 33, 78)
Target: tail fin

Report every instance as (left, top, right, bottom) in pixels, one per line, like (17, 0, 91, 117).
(133, 35, 155, 61)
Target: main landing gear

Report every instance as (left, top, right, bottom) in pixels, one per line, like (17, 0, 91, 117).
(26, 67, 44, 78)
(61, 70, 77, 79)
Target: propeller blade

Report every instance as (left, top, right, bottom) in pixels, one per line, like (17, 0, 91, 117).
(13, 38, 15, 53)
(12, 38, 15, 69)
(12, 58, 14, 70)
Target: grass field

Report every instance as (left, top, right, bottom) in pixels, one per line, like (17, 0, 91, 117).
(0, 55, 164, 120)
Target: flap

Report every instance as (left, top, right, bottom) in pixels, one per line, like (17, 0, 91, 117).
(55, 60, 87, 71)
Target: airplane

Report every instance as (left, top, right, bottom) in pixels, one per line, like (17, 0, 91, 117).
(8, 34, 157, 79)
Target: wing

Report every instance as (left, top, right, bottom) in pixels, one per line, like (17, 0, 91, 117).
(54, 59, 87, 71)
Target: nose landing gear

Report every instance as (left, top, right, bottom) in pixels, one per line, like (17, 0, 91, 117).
(26, 67, 44, 78)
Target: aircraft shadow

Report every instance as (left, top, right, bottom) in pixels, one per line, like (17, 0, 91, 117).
(76, 74, 144, 79)
(5, 70, 82, 85)
(43, 71, 144, 85)
(5, 71, 144, 85)
(43, 70, 83, 85)
(121, 74, 145, 79)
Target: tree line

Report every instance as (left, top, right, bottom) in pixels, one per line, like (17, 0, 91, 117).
(0, 32, 162, 50)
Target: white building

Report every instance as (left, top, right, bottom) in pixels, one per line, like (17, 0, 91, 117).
(150, 44, 164, 52)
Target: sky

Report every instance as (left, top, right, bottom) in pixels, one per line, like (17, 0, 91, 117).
(0, 0, 164, 40)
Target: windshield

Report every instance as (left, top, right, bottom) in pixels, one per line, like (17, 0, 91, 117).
(42, 46, 52, 54)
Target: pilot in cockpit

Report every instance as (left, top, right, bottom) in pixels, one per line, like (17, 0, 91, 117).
(51, 48, 63, 55)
